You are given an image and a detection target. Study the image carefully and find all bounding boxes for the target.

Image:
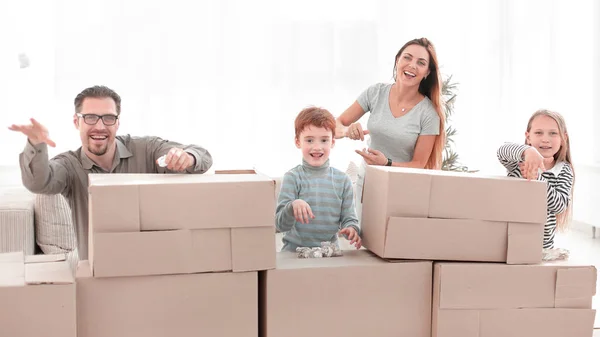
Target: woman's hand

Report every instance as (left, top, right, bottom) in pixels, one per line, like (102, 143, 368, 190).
(345, 123, 370, 141)
(355, 148, 387, 166)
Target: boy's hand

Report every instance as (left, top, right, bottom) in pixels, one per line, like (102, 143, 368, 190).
(339, 227, 362, 249)
(292, 199, 314, 224)
(520, 147, 546, 180)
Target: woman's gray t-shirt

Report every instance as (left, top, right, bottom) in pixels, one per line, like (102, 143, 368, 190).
(357, 83, 441, 163)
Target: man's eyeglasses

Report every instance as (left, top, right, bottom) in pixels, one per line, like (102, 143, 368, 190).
(77, 113, 119, 126)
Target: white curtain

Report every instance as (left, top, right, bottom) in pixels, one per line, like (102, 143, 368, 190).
(0, 0, 596, 178)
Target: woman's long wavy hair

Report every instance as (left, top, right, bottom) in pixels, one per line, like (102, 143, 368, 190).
(393, 38, 446, 170)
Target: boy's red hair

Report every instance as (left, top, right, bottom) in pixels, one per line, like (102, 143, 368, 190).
(294, 106, 336, 139)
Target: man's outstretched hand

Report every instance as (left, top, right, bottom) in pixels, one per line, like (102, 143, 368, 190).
(8, 118, 56, 147)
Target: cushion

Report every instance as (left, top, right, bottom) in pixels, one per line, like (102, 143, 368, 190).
(34, 194, 77, 255)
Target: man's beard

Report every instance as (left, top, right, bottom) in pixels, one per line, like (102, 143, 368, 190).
(88, 144, 108, 156)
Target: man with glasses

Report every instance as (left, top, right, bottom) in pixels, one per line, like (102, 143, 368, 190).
(8, 85, 213, 260)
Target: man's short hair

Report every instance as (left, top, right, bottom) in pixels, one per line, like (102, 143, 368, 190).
(74, 85, 121, 115)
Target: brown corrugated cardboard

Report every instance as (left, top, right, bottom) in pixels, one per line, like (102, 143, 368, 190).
(77, 261, 258, 337)
(88, 170, 276, 277)
(432, 262, 597, 337)
(361, 166, 546, 263)
(365, 217, 543, 264)
(506, 222, 545, 264)
(232, 226, 276, 272)
(139, 173, 274, 230)
(362, 166, 547, 223)
(88, 172, 275, 232)
(0, 252, 76, 337)
(435, 309, 595, 337)
(91, 227, 276, 277)
(434, 262, 596, 309)
(261, 250, 432, 337)
(89, 183, 140, 233)
(428, 169, 547, 223)
(380, 217, 508, 262)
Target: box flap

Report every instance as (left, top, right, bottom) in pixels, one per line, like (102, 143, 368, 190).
(91, 172, 274, 185)
(139, 177, 275, 230)
(231, 227, 276, 272)
(555, 267, 597, 309)
(0, 252, 74, 286)
(360, 166, 391, 257)
(25, 260, 74, 285)
(435, 310, 479, 337)
(478, 309, 595, 337)
(25, 253, 67, 264)
(215, 169, 258, 174)
(384, 217, 508, 261)
(189, 228, 233, 273)
(385, 167, 433, 218)
(92, 230, 194, 277)
(76, 260, 93, 279)
(506, 222, 544, 264)
(437, 263, 557, 309)
(89, 183, 140, 233)
(436, 309, 596, 337)
(429, 172, 547, 223)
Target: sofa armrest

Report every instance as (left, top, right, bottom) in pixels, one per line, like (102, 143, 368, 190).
(0, 187, 36, 255)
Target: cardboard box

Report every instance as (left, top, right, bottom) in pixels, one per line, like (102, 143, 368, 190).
(364, 217, 543, 264)
(0, 252, 76, 337)
(261, 250, 433, 337)
(361, 166, 546, 264)
(362, 166, 547, 223)
(77, 260, 258, 337)
(88, 170, 276, 277)
(432, 262, 597, 337)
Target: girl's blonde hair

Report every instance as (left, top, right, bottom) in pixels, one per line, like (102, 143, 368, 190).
(525, 109, 574, 232)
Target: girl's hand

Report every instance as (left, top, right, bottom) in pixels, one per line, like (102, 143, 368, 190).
(520, 147, 546, 180)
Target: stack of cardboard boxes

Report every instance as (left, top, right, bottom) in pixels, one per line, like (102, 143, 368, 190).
(78, 171, 276, 337)
(0, 165, 596, 336)
(362, 166, 597, 337)
(261, 166, 597, 337)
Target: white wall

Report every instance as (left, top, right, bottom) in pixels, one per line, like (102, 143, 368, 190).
(574, 164, 600, 228)
(0, 0, 598, 224)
